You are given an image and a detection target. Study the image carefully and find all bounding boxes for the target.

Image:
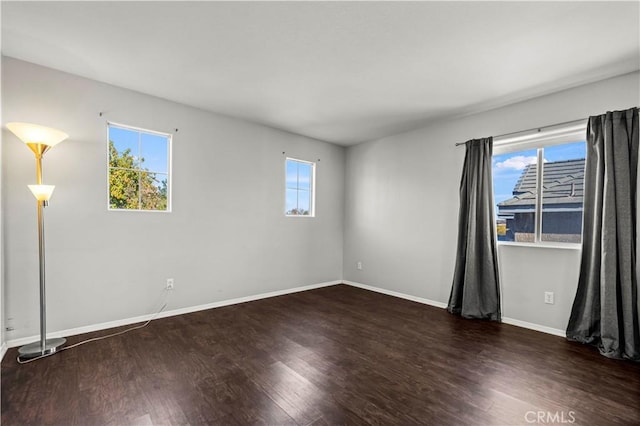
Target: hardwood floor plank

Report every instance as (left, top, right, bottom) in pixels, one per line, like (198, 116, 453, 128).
(252, 361, 326, 425)
(201, 371, 297, 425)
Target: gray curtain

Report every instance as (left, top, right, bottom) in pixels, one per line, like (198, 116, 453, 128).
(448, 138, 501, 321)
(567, 107, 639, 361)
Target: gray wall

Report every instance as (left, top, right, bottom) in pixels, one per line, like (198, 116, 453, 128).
(344, 71, 640, 332)
(0, 2, 4, 354)
(2, 57, 344, 340)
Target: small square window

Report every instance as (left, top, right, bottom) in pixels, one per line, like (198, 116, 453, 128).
(108, 123, 171, 212)
(285, 158, 315, 217)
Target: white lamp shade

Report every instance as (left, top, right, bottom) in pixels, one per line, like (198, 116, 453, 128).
(7, 122, 68, 147)
(28, 185, 56, 201)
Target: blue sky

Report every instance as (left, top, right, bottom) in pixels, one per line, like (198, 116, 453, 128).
(492, 141, 586, 205)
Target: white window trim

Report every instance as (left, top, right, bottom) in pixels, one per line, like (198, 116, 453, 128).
(285, 157, 316, 218)
(494, 121, 587, 248)
(498, 241, 582, 250)
(106, 121, 173, 213)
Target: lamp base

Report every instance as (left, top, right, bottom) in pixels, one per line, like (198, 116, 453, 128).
(17, 337, 66, 361)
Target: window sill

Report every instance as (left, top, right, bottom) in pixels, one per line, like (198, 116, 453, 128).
(108, 208, 172, 213)
(497, 241, 581, 250)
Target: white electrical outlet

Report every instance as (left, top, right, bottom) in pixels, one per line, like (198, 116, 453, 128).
(544, 291, 554, 304)
(166, 278, 175, 290)
(357, 261, 363, 270)
(6, 317, 15, 332)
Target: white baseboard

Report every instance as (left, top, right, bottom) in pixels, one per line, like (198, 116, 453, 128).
(5, 280, 342, 349)
(342, 280, 448, 309)
(502, 317, 566, 337)
(342, 280, 566, 338)
(0, 342, 7, 362)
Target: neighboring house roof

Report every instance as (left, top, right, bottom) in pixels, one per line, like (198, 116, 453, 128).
(497, 158, 585, 211)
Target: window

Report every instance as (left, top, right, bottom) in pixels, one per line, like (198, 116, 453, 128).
(108, 123, 171, 211)
(492, 126, 586, 244)
(285, 158, 315, 216)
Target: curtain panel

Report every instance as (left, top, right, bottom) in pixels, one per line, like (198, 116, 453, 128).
(567, 107, 639, 361)
(448, 137, 501, 321)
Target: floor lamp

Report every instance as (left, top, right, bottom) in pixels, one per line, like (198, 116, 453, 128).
(7, 122, 68, 361)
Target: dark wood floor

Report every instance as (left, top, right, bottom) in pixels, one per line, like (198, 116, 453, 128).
(2, 284, 639, 425)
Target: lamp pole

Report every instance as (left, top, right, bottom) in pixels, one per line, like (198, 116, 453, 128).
(35, 146, 48, 355)
(36, 189, 47, 354)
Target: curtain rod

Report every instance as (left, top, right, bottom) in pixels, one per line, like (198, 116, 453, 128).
(454, 117, 588, 146)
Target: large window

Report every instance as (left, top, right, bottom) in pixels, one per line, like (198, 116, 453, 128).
(493, 130, 586, 244)
(108, 123, 171, 212)
(285, 157, 315, 216)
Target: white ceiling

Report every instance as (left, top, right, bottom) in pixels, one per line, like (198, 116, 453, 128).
(2, 1, 639, 146)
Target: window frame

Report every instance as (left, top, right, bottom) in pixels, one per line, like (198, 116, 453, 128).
(284, 157, 316, 218)
(493, 122, 587, 248)
(106, 121, 173, 213)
